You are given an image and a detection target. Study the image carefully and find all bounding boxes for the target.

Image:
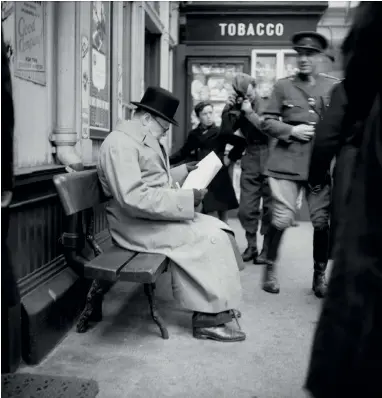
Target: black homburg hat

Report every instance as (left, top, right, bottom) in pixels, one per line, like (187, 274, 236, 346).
(131, 87, 179, 126)
(292, 31, 329, 53)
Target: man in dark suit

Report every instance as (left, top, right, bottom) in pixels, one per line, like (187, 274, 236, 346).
(2, 28, 21, 373)
(261, 31, 340, 297)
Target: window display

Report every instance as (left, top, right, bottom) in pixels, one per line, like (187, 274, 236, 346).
(190, 63, 244, 128)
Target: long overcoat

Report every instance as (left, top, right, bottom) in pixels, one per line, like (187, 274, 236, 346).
(308, 81, 363, 259)
(97, 120, 242, 313)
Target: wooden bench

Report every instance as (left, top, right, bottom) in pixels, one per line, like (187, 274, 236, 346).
(53, 169, 170, 339)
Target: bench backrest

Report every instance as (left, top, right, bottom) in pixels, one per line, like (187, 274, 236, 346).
(53, 169, 108, 216)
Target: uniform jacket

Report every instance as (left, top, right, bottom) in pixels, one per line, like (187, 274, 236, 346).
(97, 120, 242, 313)
(169, 124, 245, 213)
(262, 73, 340, 181)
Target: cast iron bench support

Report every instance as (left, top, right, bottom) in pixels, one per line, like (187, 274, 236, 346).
(53, 169, 170, 340)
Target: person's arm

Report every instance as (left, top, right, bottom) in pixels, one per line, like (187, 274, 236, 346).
(169, 133, 196, 165)
(223, 133, 247, 162)
(101, 143, 195, 221)
(1, 30, 15, 200)
(220, 104, 240, 135)
(261, 82, 294, 143)
(243, 108, 263, 131)
(308, 83, 347, 187)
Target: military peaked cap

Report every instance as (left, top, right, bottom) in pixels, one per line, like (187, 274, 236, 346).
(292, 31, 328, 53)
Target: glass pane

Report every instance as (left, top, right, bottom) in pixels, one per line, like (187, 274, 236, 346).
(190, 62, 244, 128)
(254, 54, 277, 110)
(283, 54, 299, 77)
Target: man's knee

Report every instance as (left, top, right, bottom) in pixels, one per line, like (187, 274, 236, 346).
(272, 207, 294, 230)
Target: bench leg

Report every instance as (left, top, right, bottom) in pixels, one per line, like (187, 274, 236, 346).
(144, 283, 169, 340)
(77, 279, 113, 333)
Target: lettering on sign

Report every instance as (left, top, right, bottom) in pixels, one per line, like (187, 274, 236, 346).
(219, 22, 284, 37)
(15, 1, 45, 72)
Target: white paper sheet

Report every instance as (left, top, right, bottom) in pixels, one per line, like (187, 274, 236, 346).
(182, 151, 223, 190)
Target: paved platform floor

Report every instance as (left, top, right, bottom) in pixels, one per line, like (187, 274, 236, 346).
(21, 220, 330, 398)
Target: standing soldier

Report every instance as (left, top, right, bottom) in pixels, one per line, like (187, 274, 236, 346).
(261, 31, 340, 297)
(221, 73, 272, 264)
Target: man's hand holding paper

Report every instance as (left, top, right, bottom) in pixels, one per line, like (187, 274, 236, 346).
(182, 151, 223, 190)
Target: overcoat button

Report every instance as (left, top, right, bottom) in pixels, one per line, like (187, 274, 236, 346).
(211, 237, 216, 244)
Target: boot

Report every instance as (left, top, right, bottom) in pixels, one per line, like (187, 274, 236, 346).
(261, 225, 284, 294)
(312, 228, 329, 298)
(242, 246, 258, 262)
(312, 262, 327, 298)
(254, 233, 269, 264)
(262, 261, 280, 294)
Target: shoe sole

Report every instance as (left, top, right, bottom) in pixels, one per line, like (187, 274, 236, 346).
(193, 333, 246, 342)
(262, 286, 280, 294)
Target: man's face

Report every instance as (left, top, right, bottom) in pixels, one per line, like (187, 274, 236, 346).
(198, 105, 214, 127)
(246, 84, 256, 102)
(150, 115, 170, 140)
(296, 49, 321, 76)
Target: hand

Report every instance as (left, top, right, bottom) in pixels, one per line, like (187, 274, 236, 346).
(241, 99, 252, 114)
(193, 189, 208, 207)
(223, 154, 232, 167)
(308, 184, 323, 195)
(291, 124, 315, 142)
(186, 161, 198, 172)
(226, 94, 237, 107)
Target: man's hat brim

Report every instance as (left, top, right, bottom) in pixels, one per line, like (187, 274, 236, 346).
(131, 102, 179, 126)
(292, 31, 328, 53)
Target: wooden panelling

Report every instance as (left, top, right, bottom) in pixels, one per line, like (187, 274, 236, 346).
(8, 166, 109, 286)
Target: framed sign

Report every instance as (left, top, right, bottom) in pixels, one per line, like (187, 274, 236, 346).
(89, 1, 112, 139)
(14, 1, 46, 85)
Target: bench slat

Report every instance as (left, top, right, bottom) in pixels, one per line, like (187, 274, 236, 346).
(84, 246, 137, 281)
(119, 253, 169, 284)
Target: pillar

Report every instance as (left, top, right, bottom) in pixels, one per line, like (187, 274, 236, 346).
(50, 2, 82, 170)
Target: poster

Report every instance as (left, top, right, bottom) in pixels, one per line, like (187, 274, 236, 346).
(89, 1, 111, 134)
(15, 1, 45, 72)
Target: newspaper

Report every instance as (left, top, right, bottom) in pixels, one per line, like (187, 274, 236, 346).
(182, 151, 223, 190)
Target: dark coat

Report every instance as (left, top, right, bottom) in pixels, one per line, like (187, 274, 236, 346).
(305, 4, 382, 397)
(1, 29, 19, 308)
(308, 81, 364, 259)
(262, 73, 339, 180)
(170, 124, 246, 213)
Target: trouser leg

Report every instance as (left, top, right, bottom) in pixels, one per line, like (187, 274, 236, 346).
(238, 152, 263, 251)
(262, 178, 300, 294)
(307, 182, 331, 298)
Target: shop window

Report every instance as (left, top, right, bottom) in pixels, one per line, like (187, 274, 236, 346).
(89, 1, 112, 140)
(122, 1, 132, 120)
(188, 61, 245, 129)
(251, 49, 297, 110)
(144, 30, 161, 89)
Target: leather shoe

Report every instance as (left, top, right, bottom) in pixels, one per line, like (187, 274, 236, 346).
(242, 247, 258, 262)
(193, 325, 246, 342)
(254, 249, 267, 264)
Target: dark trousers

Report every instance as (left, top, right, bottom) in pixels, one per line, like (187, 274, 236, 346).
(192, 311, 232, 328)
(238, 145, 272, 248)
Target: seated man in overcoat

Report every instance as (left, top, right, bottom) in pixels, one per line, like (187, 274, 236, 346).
(97, 86, 246, 342)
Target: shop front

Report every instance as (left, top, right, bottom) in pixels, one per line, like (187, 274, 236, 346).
(172, 1, 328, 215)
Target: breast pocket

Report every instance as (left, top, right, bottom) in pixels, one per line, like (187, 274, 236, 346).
(281, 99, 305, 118)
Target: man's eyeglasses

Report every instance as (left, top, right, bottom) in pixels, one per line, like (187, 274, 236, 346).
(153, 116, 169, 132)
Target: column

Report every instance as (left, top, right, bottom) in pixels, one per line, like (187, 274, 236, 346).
(130, 1, 145, 101)
(50, 2, 82, 169)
